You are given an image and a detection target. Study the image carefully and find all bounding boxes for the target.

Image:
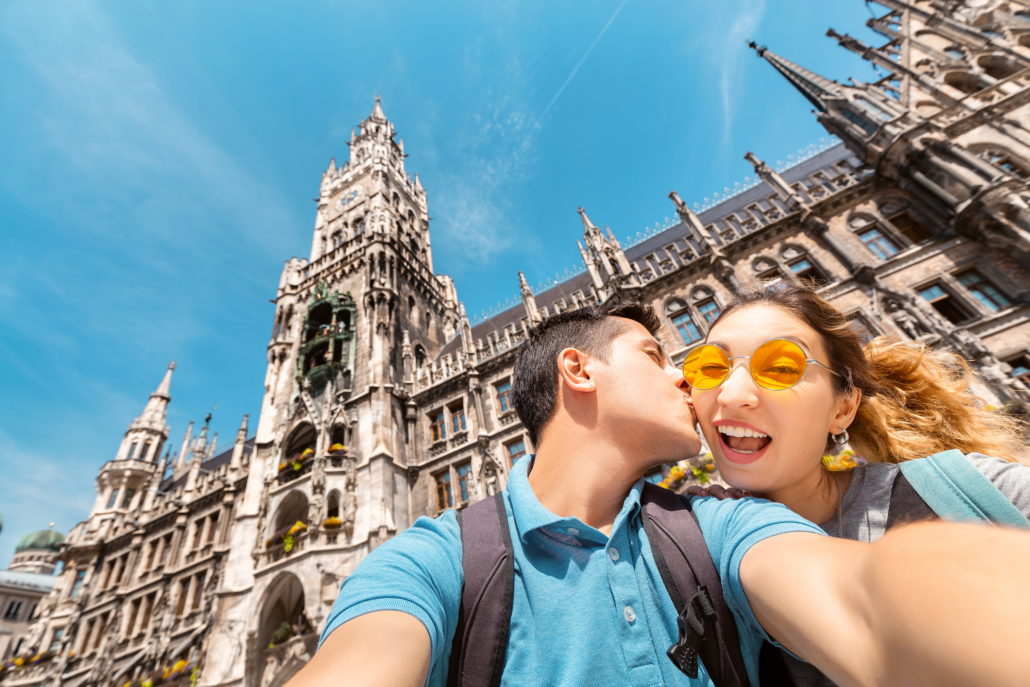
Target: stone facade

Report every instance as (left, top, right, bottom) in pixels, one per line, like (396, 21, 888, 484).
(9, 2, 1030, 685)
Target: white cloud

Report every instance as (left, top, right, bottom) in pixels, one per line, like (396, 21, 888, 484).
(711, 0, 767, 142)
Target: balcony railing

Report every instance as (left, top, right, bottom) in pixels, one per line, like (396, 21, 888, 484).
(261, 532, 308, 567)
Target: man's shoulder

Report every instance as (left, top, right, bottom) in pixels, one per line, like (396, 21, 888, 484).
(688, 494, 825, 560)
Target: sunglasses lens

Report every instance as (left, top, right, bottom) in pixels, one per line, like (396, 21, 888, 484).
(683, 345, 730, 390)
(750, 339, 808, 390)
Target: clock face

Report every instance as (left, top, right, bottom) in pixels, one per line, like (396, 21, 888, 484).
(335, 185, 363, 210)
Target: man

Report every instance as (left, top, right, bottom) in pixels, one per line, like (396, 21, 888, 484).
(289, 303, 1030, 686)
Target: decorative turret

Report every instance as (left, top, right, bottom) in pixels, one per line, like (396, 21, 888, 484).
(749, 41, 910, 161)
(577, 207, 636, 285)
(669, 191, 740, 290)
(116, 363, 175, 464)
(743, 152, 807, 210)
(228, 414, 249, 476)
(518, 272, 541, 324)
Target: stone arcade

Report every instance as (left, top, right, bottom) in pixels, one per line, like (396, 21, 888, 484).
(8, 2, 1030, 685)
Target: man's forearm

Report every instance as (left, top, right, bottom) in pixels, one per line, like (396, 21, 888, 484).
(286, 611, 431, 687)
(745, 522, 1030, 686)
(861, 522, 1030, 686)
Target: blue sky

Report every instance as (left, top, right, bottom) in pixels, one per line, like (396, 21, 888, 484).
(0, 0, 885, 565)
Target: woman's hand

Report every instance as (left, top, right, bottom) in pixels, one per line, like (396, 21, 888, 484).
(685, 484, 752, 500)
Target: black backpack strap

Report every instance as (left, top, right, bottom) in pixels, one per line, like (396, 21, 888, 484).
(885, 469, 939, 531)
(447, 493, 515, 687)
(640, 483, 751, 687)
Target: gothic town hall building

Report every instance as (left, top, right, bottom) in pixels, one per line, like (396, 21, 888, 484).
(8, 2, 1030, 686)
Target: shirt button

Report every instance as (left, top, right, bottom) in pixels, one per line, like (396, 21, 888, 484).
(566, 527, 579, 536)
(608, 547, 620, 562)
(624, 605, 636, 623)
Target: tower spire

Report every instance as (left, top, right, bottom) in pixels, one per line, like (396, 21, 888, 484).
(370, 94, 386, 122)
(748, 41, 842, 112)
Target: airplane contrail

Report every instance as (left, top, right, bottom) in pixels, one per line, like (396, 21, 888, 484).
(526, 0, 629, 140)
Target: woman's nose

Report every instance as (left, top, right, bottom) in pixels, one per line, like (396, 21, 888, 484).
(717, 364, 760, 408)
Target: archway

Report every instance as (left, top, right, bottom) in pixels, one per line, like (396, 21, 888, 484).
(256, 573, 316, 687)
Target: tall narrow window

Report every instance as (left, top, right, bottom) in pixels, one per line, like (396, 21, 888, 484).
(138, 593, 155, 635)
(919, 284, 970, 324)
(456, 463, 472, 503)
(506, 440, 527, 466)
(107, 488, 120, 509)
(4, 601, 22, 620)
(436, 472, 453, 510)
(192, 521, 204, 550)
(887, 211, 932, 243)
(126, 599, 140, 637)
(69, 569, 86, 598)
(957, 271, 1011, 311)
(120, 488, 136, 509)
(49, 628, 64, 653)
(144, 541, 157, 569)
(127, 442, 138, 460)
(176, 579, 190, 616)
(859, 227, 900, 260)
(160, 535, 172, 566)
(191, 572, 206, 610)
(667, 300, 701, 345)
(848, 316, 876, 344)
(496, 381, 512, 413)
(206, 513, 220, 544)
(430, 411, 446, 442)
(1008, 354, 1030, 386)
(788, 258, 827, 286)
(450, 404, 466, 434)
(696, 300, 721, 327)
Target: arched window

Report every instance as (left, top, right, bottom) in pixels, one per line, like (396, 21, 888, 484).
(127, 442, 139, 460)
(666, 299, 701, 345)
(326, 491, 340, 520)
(977, 147, 1030, 180)
(355, 218, 366, 235)
(944, 46, 965, 60)
(978, 54, 1020, 80)
(691, 287, 721, 326)
(142, 441, 153, 461)
(408, 296, 416, 319)
(415, 345, 427, 369)
(753, 257, 780, 280)
(944, 70, 985, 96)
(781, 246, 828, 286)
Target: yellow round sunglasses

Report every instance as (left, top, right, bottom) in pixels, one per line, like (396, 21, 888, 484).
(682, 338, 842, 391)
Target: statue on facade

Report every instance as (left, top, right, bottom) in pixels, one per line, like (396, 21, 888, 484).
(342, 480, 357, 539)
(885, 299, 925, 340)
(308, 493, 324, 531)
(311, 455, 326, 493)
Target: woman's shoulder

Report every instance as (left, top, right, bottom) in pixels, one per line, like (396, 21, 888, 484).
(964, 453, 1030, 517)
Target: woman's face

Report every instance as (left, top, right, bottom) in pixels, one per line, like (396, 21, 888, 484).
(690, 304, 845, 494)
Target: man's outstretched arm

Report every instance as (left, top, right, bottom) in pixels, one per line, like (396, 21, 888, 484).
(286, 611, 430, 687)
(743, 521, 1030, 687)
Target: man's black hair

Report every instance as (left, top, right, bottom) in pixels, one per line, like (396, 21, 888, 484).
(511, 302, 661, 446)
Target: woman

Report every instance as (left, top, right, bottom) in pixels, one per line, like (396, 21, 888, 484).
(682, 283, 1030, 686)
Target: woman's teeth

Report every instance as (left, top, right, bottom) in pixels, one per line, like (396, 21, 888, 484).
(717, 425, 768, 439)
(716, 425, 771, 454)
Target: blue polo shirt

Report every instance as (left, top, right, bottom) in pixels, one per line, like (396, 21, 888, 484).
(320, 457, 825, 686)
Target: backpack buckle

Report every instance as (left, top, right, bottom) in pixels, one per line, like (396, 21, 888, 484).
(666, 585, 716, 678)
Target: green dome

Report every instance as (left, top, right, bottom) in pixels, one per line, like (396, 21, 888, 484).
(15, 529, 65, 554)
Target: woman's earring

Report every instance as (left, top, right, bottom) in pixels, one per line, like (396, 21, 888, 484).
(832, 429, 849, 445)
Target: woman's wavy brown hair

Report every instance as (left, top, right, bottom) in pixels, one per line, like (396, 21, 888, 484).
(710, 283, 1027, 464)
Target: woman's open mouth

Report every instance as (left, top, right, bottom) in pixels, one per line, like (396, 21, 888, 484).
(715, 423, 771, 464)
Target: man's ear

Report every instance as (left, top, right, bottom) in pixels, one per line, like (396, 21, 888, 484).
(556, 348, 596, 395)
(831, 386, 862, 435)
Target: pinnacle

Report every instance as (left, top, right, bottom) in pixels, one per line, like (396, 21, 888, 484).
(370, 94, 387, 122)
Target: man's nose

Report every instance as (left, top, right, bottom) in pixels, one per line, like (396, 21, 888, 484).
(666, 363, 690, 394)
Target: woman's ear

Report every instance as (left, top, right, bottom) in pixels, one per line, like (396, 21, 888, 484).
(557, 347, 595, 394)
(831, 386, 862, 434)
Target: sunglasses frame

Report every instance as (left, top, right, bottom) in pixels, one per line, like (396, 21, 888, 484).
(681, 338, 842, 392)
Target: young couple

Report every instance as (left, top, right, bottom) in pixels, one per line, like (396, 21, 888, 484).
(289, 285, 1030, 687)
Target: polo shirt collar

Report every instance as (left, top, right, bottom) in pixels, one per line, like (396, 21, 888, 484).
(506, 455, 646, 545)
